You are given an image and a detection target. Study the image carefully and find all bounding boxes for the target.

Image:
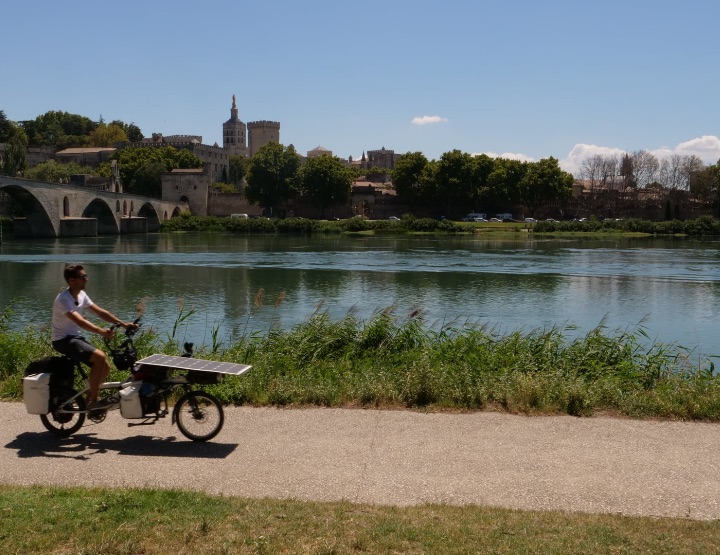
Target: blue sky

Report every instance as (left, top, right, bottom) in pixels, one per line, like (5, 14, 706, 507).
(3, 0, 719, 174)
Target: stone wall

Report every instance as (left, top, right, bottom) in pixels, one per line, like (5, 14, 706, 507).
(208, 193, 262, 217)
(161, 170, 210, 216)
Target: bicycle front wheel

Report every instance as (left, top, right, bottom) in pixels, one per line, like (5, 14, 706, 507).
(174, 391, 224, 442)
(40, 386, 86, 437)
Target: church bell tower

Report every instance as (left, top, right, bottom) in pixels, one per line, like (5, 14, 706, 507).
(223, 95, 247, 157)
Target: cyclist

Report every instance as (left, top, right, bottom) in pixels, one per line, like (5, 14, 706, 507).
(51, 264, 137, 411)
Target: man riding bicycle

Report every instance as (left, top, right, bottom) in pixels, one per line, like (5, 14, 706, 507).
(51, 264, 137, 411)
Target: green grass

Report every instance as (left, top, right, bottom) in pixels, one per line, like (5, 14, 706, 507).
(1, 485, 718, 554)
(2, 306, 719, 420)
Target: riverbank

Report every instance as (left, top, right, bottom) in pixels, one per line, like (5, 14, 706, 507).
(2, 309, 719, 420)
(157, 214, 720, 237)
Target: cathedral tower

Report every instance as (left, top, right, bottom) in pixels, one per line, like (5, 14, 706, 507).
(223, 95, 247, 157)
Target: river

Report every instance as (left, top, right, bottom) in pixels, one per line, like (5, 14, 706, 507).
(1, 233, 719, 358)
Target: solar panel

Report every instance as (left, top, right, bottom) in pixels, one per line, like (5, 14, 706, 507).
(136, 354, 252, 376)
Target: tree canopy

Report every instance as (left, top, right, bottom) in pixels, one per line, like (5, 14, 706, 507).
(245, 143, 301, 215)
(24, 160, 95, 182)
(108, 146, 204, 197)
(390, 150, 575, 218)
(16, 111, 143, 150)
(0, 115, 28, 176)
(89, 123, 128, 147)
(298, 155, 354, 218)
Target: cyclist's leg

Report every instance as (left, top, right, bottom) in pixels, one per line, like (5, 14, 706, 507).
(86, 348, 111, 403)
(52, 336, 107, 403)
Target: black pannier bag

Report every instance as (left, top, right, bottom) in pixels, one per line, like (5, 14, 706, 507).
(24, 356, 75, 387)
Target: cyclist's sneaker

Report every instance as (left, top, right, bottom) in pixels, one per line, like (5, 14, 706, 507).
(87, 398, 114, 412)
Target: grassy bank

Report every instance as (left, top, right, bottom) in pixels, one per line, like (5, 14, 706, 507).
(1, 306, 719, 420)
(1, 485, 718, 555)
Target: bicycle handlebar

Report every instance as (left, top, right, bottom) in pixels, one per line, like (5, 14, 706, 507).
(106, 317, 142, 347)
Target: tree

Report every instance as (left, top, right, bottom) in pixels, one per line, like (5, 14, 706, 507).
(0, 110, 11, 143)
(89, 122, 128, 147)
(631, 150, 659, 188)
(433, 149, 484, 217)
(0, 123, 28, 176)
(24, 160, 95, 182)
(689, 162, 720, 215)
(110, 120, 143, 142)
(487, 157, 526, 211)
(110, 146, 204, 197)
(21, 110, 97, 149)
(619, 153, 636, 192)
(519, 157, 574, 216)
(229, 154, 249, 184)
(391, 152, 429, 210)
(245, 143, 301, 214)
(298, 155, 354, 218)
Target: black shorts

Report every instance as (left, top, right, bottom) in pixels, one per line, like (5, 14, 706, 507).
(52, 335, 97, 364)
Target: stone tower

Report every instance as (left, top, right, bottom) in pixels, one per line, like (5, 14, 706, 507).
(247, 120, 280, 157)
(223, 95, 247, 157)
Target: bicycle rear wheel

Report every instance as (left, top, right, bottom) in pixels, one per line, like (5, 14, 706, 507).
(173, 391, 224, 442)
(40, 386, 86, 437)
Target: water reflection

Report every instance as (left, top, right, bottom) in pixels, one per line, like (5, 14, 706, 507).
(1, 234, 719, 355)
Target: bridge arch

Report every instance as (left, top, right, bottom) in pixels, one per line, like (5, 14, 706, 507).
(137, 202, 161, 232)
(0, 183, 57, 237)
(82, 198, 118, 235)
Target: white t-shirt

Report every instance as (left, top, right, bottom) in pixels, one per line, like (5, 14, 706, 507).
(51, 289, 94, 342)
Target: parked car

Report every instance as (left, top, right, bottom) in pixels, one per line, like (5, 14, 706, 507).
(462, 213, 487, 222)
(388, 216, 400, 221)
(524, 218, 537, 223)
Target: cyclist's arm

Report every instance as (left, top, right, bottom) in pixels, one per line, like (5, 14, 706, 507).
(64, 310, 113, 339)
(87, 304, 133, 329)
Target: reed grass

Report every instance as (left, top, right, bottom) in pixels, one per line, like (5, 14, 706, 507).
(2, 304, 719, 420)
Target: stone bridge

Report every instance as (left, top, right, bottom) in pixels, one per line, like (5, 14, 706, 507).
(0, 176, 185, 238)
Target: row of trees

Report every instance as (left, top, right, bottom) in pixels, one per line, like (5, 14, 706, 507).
(0, 110, 145, 178)
(577, 150, 720, 217)
(19, 110, 142, 149)
(244, 143, 355, 217)
(578, 151, 708, 193)
(392, 151, 574, 217)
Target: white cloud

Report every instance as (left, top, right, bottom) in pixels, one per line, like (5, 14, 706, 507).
(560, 144, 626, 174)
(411, 115, 448, 125)
(657, 135, 720, 160)
(560, 136, 720, 175)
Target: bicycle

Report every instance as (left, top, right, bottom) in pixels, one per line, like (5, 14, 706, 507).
(23, 318, 251, 442)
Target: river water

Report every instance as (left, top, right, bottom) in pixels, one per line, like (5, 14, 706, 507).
(1, 233, 719, 358)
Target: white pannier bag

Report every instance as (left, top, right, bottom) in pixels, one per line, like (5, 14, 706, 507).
(119, 381, 144, 418)
(23, 373, 52, 415)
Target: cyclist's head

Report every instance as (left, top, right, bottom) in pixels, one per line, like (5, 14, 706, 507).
(63, 264, 86, 284)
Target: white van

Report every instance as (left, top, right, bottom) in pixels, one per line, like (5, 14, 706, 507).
(230, 213, 249, 219)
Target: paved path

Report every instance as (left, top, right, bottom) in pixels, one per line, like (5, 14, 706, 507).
(2, 402, 719, 520)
